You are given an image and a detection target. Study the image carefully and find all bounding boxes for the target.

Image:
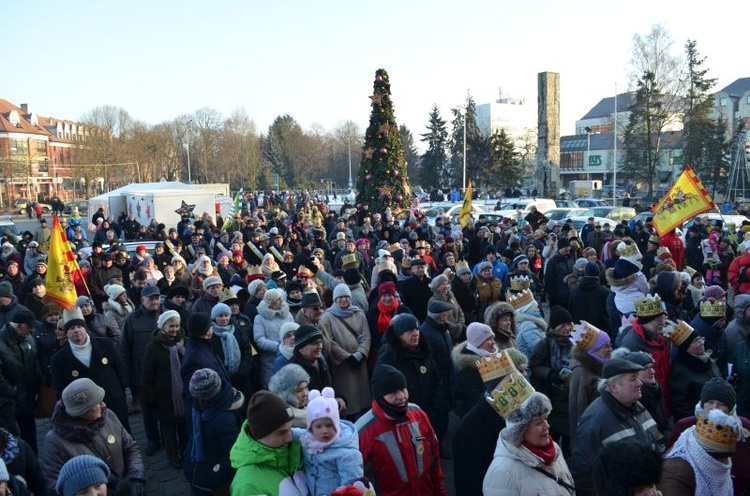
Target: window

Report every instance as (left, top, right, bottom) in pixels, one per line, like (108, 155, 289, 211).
(720, 97, 727, 107)
(747, 95, 750, 105)
(10, 139, 28, 155)
(36, 141, 47, 157)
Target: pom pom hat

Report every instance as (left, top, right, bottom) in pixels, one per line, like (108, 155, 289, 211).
(306, 387, 341, 438)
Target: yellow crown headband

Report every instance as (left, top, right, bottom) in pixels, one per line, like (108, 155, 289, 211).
(476, 350, 517, 384)
(509, 275, 531, 292)
(485, 371, 535, 418)
(700, 299, 726, 318)
(635, 294, 664, 318)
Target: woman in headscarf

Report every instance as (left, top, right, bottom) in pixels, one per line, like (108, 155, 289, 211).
(268, 363, 310, 428)
(260, 253, 280, 280)
(141, 256, 163, 286)
(189, 256, 219, 300)
(320, 285, 371, 420)
(141, 310, 187, 468)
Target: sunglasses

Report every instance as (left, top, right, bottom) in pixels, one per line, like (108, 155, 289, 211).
(297, 275, 309, 280)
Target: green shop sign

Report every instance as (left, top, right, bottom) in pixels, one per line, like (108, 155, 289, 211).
(588, 155, 602, 166)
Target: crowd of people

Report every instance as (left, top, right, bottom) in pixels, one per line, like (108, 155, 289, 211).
(0, 189, 749, 496)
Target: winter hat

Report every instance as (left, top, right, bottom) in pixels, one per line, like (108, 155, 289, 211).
(699, 377, 736, 413)
(371, 364, 408, 398)
(300, 291, 323, 308)
(594, 441, 663, 496)
(333, 284, 352, 300)
(263, 288, 285, 305)
(268, 364, 310, 407)
(456, 261, 472, 277)
(613, 349, 654, 368)
(557, 237, 570, 250)
(0, 282, 12, 299)
(584, 261, 600, 277)
(189, 368, 222, 404)
(602, 358, 643, 379)
(694, 408, 742, 455)
(211, 303, 231, 320)
(279, 322, 300, 343)
(427, 299, 453, 319)
(187, 312, 212, 338)
(656, 271, 680, 295)
(11, 308, 36, 326)
(574, 257, 588, 272)
(466, 322, 494, 349)
(285, 280, 303, 295)
(702, 285, 727, 301)
(616, 241, 642, 267)
(388, 313, 420, 337)
(62, 307, 86, 332)
(42, 302, 63, 320)
(613, 258, 639, 279)
(343, 268, 360, 285)
(62, 378, 105, 417)
(512, 254, 529, 267)
(477, 261, 492, 273)
(377, 281, 397, 297)
(104, 283, 127, 301)
(202, 276, 222, 290)
(141, 285, 160, 298)
(157, 310, 180, 330)
(306, 387, 341, 437)
(548, 305, 573, 330)
(247, 279, 266, 296)
(55, 455, 110, 496)
(571, 321, 611, 361)
(246, 391, 294, 440)
(429, 274, 449, 291)
(75, 296, 93, 308)
(294, 325, 324, 351)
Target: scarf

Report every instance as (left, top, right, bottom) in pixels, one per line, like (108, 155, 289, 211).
(107, 298, 133, 317)
(376, 397, 407, 422)
(465, 343, 492, 357)
(327, 302, 361, 319)
(198, 265, 213, 276)
(212, 324, 241, 375)
(667, 426, 733, 495)
(70, 334, 92, 368)
(522, 434, 557, 465)
(377, 299, 399, 334)
(301, 428, 340, 455)
(0, 429, 19, 464)
(158, 332, 186, 418)
(549, 336, 572, 371)
(631, 320, 671, 392)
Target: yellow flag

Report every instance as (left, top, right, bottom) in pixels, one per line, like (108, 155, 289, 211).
(651, 166, 715, 236)
(45, 214, 83, 309)
(459, 181, 473, 228)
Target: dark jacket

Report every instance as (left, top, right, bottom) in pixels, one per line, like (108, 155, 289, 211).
(569, 276, 611, 334)
(180, 337, 231, 400)
(0, 297, 32, 330)
(211, 324, 254, 398)
(450, 342, 485, 418)
(420, 316, 454, 401)
(141, 331, 187, 422)
(668, 350, 720, 421)
(451, 277, 480, 325)
(530, 334, 573, 439)
(0, 429, 46, 496)
(119, 305, 159, 392)
(0, 324, 40, 416)
(289, 352, 335, 393)
(689, 313, 729, 376)
(50, 336, 129, 430)
(192, 292, 219, 316)
(365, 302, 412, 351)
(639, 381, 669, 437)
(545, 253, 574, 307)
(399, 275, 432, 322)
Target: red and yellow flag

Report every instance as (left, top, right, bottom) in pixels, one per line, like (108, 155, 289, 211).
(459, 181, 473, 228)
(45, 214, 84, 309)
(651, 166, 716, 236)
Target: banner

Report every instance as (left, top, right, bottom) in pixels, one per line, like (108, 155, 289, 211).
(459, 181, 473, 228)
(222, 188, 243, 231)
(45, 214, 84, 309)
(651, 166, 715, 236)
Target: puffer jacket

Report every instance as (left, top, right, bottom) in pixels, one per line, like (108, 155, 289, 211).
(606, 267, 649, 317)
(298, 420, 363, 496)
(41, 402, 144, 494)
(253, 300, 294, 387)
(515, 306, 547, 360)
(355, 401, 446, 496)
(726, 294, 750, 348)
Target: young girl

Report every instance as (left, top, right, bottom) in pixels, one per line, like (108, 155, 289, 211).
(702, 231, 721, 283)
(294, 387, 363, 496)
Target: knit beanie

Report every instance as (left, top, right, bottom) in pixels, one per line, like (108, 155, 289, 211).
(62, 378, 105, 417)
(202, 276, 222, 290)
(75, 296, 93, 308)
(427, 299, 453, 319)
(248, 279, 266, 297)
(306, 387, 341, 437)
(104, 284, 127, 301)
(584, 261, 600, 277)
(11, 308, 36, 326)
(429, 274, 449, 291)
(574, 257, 588, 272)
(279, 322, 300, 343)
(548, 305, 573, 330)
(371, 364, 408, 398)
(157, 310, 180, 330)
(55, 455, 110, 496)
(187, 312, 212, 338)
(699, 377, 736, 412)
(41, 302, 63, 321)
(62, 308, 86, 332)
(246, 391, 294, 440)
(377, 281, 397, 297)
(0, 282, 13, 299)
(211, 303, 231, 320)
(333, 284, 352, 300)
(294, 325, 324, 351)
(466, 322, 494, 349)
(388, 313, 420, 337)
(263, 288, 285, 305)
(613, 258, 639, 279)
(189, 368, 222, 404)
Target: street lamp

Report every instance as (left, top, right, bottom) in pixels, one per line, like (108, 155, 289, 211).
(462, 108, 467, 191)
(184, 141, 191, 183)
(585, 126, 592, 182)
(347, 135, 353, 191)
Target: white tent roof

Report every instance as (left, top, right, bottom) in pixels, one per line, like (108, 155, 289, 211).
(89, 181, 201, 201)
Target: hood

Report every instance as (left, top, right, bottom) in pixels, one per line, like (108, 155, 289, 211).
(605, 267, 641, 288)
(515, 310, 547, 331)
(579, 276, 601, 289)
(451, 341, 482, 372)
(734, 294, 750, 320)
(484, 301, 517, 334)
(230, 421, 302, 472)
(268, 364, 310, 408)
(257, 300, 291, 320)
(570, 345, 603, 375)
(0, 296, 18, 312)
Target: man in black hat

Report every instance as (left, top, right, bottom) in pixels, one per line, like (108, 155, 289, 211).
(544, 237, 574, 307)
(0, 308, 40, 452)
(419, 299, 454, 445)
(294, 292, 325, 327)
(399, 258, 432, 322)
(570, 358, 660, 495)
(355, 364, 445, 495)
(90, 252, 123, 310)
(289, 325, 346, 411)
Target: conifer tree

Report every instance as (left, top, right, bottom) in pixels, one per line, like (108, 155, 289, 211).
(356, 68, 411, 213)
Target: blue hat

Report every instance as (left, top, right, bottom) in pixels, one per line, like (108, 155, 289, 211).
(613, 258, 639, 279)
(55, 455, 110, 496)
(210, 303, 231, 320)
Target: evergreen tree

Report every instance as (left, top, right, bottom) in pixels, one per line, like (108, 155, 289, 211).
(482, 129, 522, 189)
(399, 124, 421, 187)
(419, 105, 448, 189)
(705, 119, 730, 197)
(682, 40, 718, 181)
(356, 69, 411, 213)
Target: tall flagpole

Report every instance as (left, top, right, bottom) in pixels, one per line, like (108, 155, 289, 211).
(613, 83, 618, 206)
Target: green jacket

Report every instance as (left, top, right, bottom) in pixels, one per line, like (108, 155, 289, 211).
(230, 420, 304, 496)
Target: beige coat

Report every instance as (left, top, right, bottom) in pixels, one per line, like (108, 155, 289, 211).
(320, 308, 372, 416)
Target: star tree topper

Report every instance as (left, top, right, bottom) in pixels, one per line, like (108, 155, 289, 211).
(175, 200, 196, 217)
(377, 185, 394, 197)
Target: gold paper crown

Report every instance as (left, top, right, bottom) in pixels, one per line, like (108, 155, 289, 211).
(617, 242, 641, 260)
(476, 350, 517, 383)
(247, 265, 263, 276)
(455, 260, 470, 274)
(695, 410, 741, 453)
(509, 275, 531, 292)
(700, 299, 726, 318)
(634, 294, 664, 318)
(386, 243, 401, 254)
(296, 265, 313, 277)
(570, 321, 604, 351)
(666, 320, 695, 346)
(684, 266, 697, 277)
(341, 253, 359, 269)
(656, 247, 672, 261)
(415, 240, 428, 249)
(505, 289, 535, 310)
(485, 371, 535, 418)
(219, 288, 238, 303)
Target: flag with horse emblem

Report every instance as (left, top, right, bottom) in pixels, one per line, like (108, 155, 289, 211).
(651, 166, 715, 236)
(45, 214, 84, 309)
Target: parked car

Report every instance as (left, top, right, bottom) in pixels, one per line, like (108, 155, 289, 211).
(682, 213, 748, 233)
(554, 199, 580, 208)
(560, 216, 616, 240)
(575, 198, 610, 208)
(580, 206, 637, 222)
(545, 208, 588, 222)
(13, 199, 52, 215)
(494, 198, 557, 213)
(425, 203, 486, 226)
(0, 218, 20, 238)
(79, 240, 162, 260)
(64, 200, 89, 215)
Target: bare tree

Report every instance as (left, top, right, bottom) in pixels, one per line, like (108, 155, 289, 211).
(192, 107, 223, 183)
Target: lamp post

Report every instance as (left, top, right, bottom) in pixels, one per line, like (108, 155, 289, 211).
(462, 108, 467, 192)
(347, 135, 352, 191)
(585, 126, 592, 182)
(184, 141, 191, 183)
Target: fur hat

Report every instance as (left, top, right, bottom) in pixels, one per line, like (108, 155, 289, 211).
(62, 378, 105, 417)
(306, 387, 340, 437)
(429, 274, 449, 291)
(246, 391, 294, 440)
(333, 284, 352, 300)
(157, 310, 180, 330)
(202, 276, 222, 290)
(62, 307, 86, 332)
(55, 455, 111, 496)
(268, 363, 310, 408)
(247, 279, 266, 297)
(594, 440, 662, 496)
(263, 288, 285, 305)
(104, 283, 127, 301)
(500, 391, 553, 445)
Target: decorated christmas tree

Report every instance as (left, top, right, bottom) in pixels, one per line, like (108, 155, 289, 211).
(356, 68, 412, 214)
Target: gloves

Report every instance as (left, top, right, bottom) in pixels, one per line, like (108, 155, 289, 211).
(305, 258, 319, 274)
(130, 479, 146, 496)
(558, 367, 573, 382)
(352, 351, 364, 362)
(345, 355, 359, 367)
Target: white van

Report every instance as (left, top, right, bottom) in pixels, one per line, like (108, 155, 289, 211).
(493, 198, 557, 218)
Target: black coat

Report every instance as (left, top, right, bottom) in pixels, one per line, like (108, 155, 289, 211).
(211, 323, 254, 398)
(180, 337, 230, 400)
(50, 336, 129, 430)
(1, 430, 46, 496)
(420, 316, 453, 400)
(569, 276, 611, 334)
(365, 302, 412, 351)
(451, 277, 480, 325)
(545, 253, 574, 307)
(0, 324, 40, 417)
(119, 305, 159, 392)
(399, 275, 432, 322)
(141, 333, 186, 422)
(289, 352, 335, 393)
(668, 351, 721, 421)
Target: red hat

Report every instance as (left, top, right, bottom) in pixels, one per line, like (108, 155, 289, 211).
(232, 249, 243, 257)
(355, 238, 368, 247)
(378, 281, 397, 297)
(136, 245, 147, 253)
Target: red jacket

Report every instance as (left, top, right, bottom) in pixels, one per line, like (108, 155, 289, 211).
(728, 252, 750, 294)
(356, 400, 446, 496)
(660, 232, 684, 270)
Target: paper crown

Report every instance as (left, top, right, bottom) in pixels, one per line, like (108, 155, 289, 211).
(376, 261, 392, 272)
(505, 289, 535, 310)
(684, 266, 697, 277)
(666, 320, 695, 346)
(247, 265, 263, 276)
(617, 242, 642, 261)
(341, 253, 359, 269)
(700, 299, 727, 318)
(695, 409, 741, 454)
(386, 243, 401, 254)
(485, 371, 535, 418)
(570, 321, 604, 351)
(455, 260, 470, 274)
(476, 350, 517, 383)
(415, 240, 428, 249)
(509, 275, 531, 292)
(656, 247, 672, 261)
(635, 294, 664, 318)
(296, 265, 313, 277)
(219, 288, 238, 303)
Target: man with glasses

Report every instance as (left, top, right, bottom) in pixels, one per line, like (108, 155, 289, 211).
(295, 291, 325, 327)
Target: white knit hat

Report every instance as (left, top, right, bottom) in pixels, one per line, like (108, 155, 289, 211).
(248, 279, 266, 296)
(306, 387, 340, 437)
(263, 288, 285, 305)
(104, 283, 127, 301)
(157, 310, 181, 330)
(333, 284, 352, 300)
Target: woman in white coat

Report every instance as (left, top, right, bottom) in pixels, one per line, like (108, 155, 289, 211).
(483, 371, 575, 495)
(252, 288, 293, 387)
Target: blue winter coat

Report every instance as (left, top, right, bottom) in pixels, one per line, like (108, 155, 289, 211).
(295, 420, 363, 496)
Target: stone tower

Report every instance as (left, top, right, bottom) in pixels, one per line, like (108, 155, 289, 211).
(537, 72, 560, 198)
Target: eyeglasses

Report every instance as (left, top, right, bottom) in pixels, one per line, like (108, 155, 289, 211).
(298, 275, 309, 280)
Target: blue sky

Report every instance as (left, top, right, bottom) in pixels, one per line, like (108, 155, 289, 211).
(4, 0, 745, 148)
